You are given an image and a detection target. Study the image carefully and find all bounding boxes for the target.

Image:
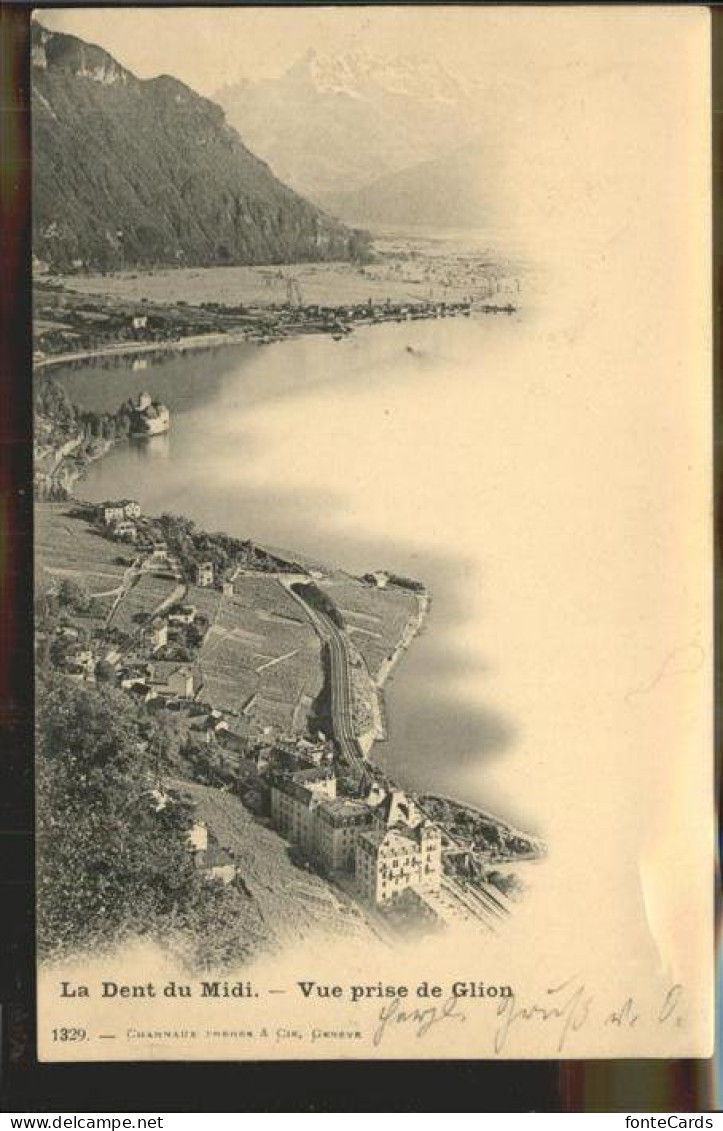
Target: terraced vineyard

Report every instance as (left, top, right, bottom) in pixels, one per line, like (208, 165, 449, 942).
(110, 573, 181, 636)
(232, 574, 308, 623)
(318, 574, 420, 679)
(35, 503, 128, 596)
(198, 576, 323, 730)
(198, 629, 259, 714)
(35, 505, 421, 741)
(184, 585, 222, 624)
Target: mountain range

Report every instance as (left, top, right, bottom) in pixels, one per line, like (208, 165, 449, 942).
(319, 140, 495, 230)
(31, 24, 362, 272)
(215, 49, 489, 224)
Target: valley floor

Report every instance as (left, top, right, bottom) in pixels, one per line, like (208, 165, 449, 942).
(33, 235, 525, 367)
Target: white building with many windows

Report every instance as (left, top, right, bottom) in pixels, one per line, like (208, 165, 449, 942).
(314, 798, 373, 871)
(269, 769, 336, 855)
(355, 821, 442, 906)
(270, 771, 443, 905)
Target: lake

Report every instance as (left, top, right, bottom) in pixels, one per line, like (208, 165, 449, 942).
(50, 317, 532, 824)
(47, 298, 661, 840)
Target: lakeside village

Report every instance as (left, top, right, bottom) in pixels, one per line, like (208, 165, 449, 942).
(32, 273, 516, 367)
(35, 382, 543, 943)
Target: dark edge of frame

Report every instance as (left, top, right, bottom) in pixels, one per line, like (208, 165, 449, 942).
(0, 1, 715, 1114)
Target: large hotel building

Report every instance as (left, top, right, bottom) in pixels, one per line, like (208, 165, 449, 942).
(270, 769, 443, 907)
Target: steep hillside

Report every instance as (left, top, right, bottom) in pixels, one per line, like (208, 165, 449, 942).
(216, 49, 484, 201)
(31, 23, 361, 271)
(320, 141, 495, 230)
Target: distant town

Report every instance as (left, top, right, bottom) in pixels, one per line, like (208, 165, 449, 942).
(33, 268, 516, 373)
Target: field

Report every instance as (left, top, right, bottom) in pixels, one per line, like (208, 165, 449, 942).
(318, 573, 419, 680)
(35, 507, 422, 741)
(198, 574, 323, 729)
(231, 573, 308, 623)
(109, 572, 181, 636)
(183, 585, 222, 624)
(35, 504, 128, 596)
(41, 232, 526, 311)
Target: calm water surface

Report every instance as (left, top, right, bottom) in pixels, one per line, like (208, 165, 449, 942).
(50, 315, 547, 829)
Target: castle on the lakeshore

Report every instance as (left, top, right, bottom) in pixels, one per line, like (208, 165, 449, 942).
(131, 391, 170, 436)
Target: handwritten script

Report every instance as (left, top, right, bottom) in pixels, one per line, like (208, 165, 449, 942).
(493, 978, 685, 1054)
(373, 994, 466, 1047)
(371, 979, 686, 1053)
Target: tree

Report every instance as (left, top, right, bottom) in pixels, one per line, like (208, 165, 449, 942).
(34, 591, 55, 632)
(36, 675, 253, 966)
(57, 577, 91, 614)
(114, 408, 131, 439)
(37, 378, 77, 432)
(94, 659, 116, 684)
(80, 411, 102, 440)
(186, 624, 205, 650)
(181, 737, 226, 788)
(348, 228, 374, 265)
(48, 635, 72, 668)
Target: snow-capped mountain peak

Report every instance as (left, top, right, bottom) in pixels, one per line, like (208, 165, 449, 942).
(216, 48, 484, 199)
(287, 48, 472, 105)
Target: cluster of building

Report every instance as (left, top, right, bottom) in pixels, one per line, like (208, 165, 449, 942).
(33, 297, 216, 361)
(99, 499, 220, 588)
(122, 659, 203, 704)
(100, 499, 165, 555)
(101, 497, 141, 527)
(100, 498, 143, 544)
(53, 628, 123, 681)
(123, 662, 243, 748)
(148, 786, 238, 885)
(53, 631, 201, 707)
(270, 769, 443, 912)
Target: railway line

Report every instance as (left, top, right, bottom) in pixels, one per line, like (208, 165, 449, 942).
(282, 581, 367, 779)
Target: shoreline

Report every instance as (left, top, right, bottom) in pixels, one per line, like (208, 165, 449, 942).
(35, 320, 541, 862)
(33, 246, 515, 376)
(375, 589, 430, 691)
(35, 433, 115, 498)
(419, 790, 546, 856)
(367, 589, 430, 746)
(34, 329, 252, 372)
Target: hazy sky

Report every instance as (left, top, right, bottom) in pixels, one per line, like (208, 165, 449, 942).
(35, 5, 679, 98)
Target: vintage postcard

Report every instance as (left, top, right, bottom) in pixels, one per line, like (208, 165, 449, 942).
(32, 5, 713, 1060)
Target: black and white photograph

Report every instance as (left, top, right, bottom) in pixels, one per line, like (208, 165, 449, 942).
(30, 5, 712, 1061)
